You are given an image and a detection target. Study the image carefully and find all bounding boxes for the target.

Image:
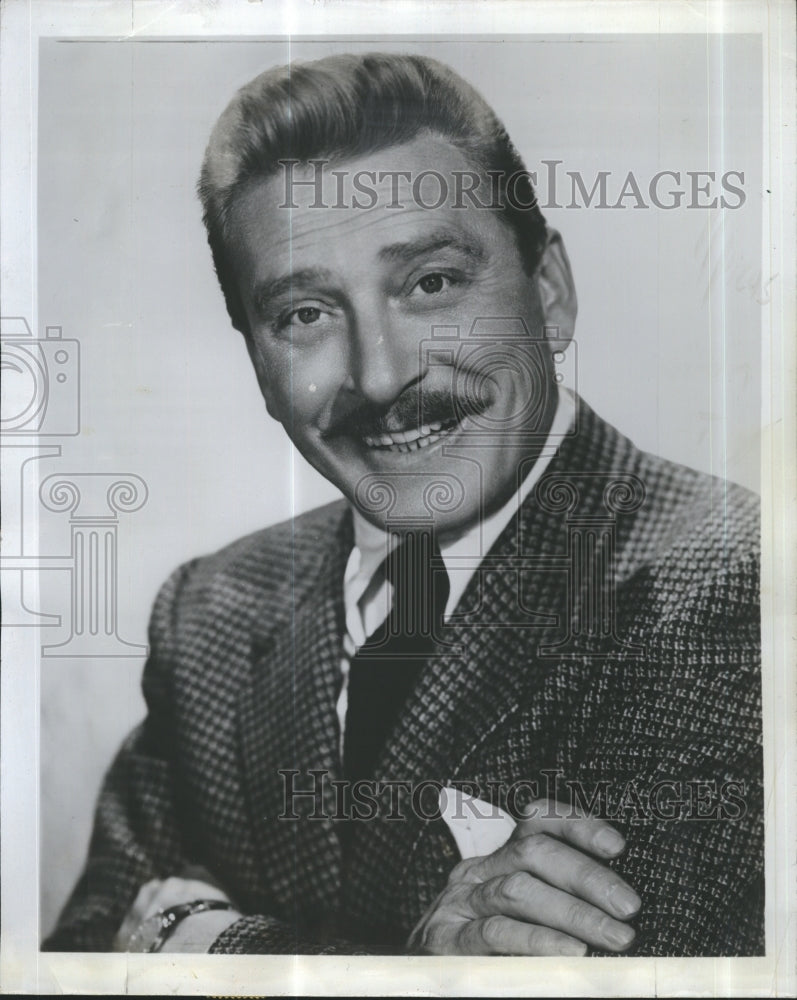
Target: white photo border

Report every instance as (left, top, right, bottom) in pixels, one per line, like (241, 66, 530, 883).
(1, 0, 794, 995)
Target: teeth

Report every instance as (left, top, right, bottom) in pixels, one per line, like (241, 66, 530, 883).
(391, 426, 422, 444)
(363, 421, 457, 452)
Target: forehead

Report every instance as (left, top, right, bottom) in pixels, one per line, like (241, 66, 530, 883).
(225, 134, 517, 276)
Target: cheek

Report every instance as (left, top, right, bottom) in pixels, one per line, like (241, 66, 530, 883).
(250, 340, 342, 428)
(491, 281, 543, 328)
(466, 264, 544, 331)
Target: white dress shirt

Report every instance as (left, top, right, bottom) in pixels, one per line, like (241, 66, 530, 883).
(336, 387, 576, 754)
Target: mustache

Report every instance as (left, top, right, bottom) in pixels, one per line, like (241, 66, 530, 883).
(323, 386, 490, 440)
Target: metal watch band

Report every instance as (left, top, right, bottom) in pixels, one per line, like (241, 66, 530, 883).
(146, 899, 234, 953)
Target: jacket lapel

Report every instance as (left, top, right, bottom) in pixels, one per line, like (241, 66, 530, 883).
(343, 488, 573, 927)
(377, 396, 640, 790)
(237, 508, 352, 921)
(340, 456, 577, 937)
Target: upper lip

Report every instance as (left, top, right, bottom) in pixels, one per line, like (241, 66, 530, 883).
(325, 389, 491, 445)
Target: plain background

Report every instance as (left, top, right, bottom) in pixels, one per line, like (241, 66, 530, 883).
(36, 35, 762, 937)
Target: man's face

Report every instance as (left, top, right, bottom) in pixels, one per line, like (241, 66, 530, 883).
(227, 135, 575, 537)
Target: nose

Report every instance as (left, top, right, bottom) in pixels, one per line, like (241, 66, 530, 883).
(345, 298, 425, 406)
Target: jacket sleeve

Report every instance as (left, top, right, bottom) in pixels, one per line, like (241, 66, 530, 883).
(207, 917, 387, 955)
(42, 562, 199, 951)
(42, 561, 382, 955)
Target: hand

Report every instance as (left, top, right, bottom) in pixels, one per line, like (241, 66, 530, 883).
(408, 798, 641, 955)
(115, 874, 241, 953)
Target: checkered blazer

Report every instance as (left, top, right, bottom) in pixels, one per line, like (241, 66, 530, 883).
(43, 398, 763, 956)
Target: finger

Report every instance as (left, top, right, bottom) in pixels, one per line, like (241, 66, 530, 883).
(512, 797, 626, 858)
(468, 834, 641, 920)
(113, 879, 164, 949)
(178, 863, 221, 884)
(128, 878, 164, 920)
(468, 871, 636, 952)
(455, 914, 588, 956)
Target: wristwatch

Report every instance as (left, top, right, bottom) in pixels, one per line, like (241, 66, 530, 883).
(127, 899, 235, 953)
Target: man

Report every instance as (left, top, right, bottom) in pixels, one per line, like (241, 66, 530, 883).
(43, 52, 763, 957)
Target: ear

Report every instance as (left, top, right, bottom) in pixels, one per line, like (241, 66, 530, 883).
(536, 228, 577, 344)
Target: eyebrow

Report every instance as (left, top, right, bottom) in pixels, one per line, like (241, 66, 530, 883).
(377, 231, 487, 266)
(251, 231, 487, 309)
(252, 267, 335, 309)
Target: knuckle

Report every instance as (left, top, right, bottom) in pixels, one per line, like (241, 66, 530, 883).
(564, 899, 593, 933)
(517, 831, 550, 862)
(511, 833, 534, 862)
(501, 870, 532, 905)
(420, 922, 443, 953)
(580, 862, 610, 898)
(479, 914, 505, 948)
(448, 858, 477, 885)
(455, 920, 479, 955)
(517, 797, 543, 820)
(448, 881, 475, 909)
(523, 925, 551, 956)
(482, 877, 506, 911)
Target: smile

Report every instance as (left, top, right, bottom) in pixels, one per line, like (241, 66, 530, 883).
(362, 418, 460, 453)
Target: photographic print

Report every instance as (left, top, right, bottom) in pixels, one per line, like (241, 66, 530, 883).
(1, 1, 794, 995)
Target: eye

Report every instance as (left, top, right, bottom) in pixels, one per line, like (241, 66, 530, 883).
(417, 273, 447, 294)
(274, 302, 334, 335)
(295, 306, 322, 325)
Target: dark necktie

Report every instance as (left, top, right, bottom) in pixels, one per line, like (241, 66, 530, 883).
(343, 529, 450, 784)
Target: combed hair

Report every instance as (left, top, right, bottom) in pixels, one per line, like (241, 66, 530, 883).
(198, 52, 548, 334)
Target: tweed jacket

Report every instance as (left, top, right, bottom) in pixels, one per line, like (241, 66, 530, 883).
(44, 399, 763, 956)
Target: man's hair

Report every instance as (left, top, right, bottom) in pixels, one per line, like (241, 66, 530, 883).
(198, 52, 548, 335)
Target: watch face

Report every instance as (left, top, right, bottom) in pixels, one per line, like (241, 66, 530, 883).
(127, 911, 165, 953)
